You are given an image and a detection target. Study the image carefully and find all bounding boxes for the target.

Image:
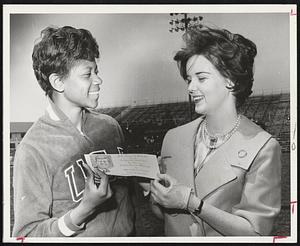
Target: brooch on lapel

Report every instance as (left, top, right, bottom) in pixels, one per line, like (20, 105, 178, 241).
(238, 149, 247, 158)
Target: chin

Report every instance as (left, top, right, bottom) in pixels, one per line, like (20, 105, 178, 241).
(194, 105, 207, 115)
(91, 98, 100, 108)
(86, 102, 98, 109)
(90, 103, 98, 109)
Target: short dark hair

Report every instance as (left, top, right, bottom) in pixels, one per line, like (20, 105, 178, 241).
(32, 26, 100, 98)
(174, 26, 257, 107)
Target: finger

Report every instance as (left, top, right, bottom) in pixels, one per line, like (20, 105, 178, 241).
(151, 179, 168, 194)
(93, 170, 108, 187)
(151, 179, 165, 193)
(94, 177, 102, 185)
(156, 173, 167, 187)
(94, 170, 107, 179)
(81, 162, 94, 183)
(94, 175, 102, 180)
(157, 173, 167, 180)
(157, 156, 165, 174)
(157, 156, 162, 165)
(157, 173, 175, 186)
(97, 173, 109, 193)
(150, 193, 159, 205)
(106, 184, 113, 198)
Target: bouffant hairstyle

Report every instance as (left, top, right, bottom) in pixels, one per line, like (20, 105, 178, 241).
(32, 26, 100, 98)
(174, 26, 257, 107)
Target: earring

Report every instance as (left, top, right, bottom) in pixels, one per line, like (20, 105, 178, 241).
(226, 79, 235, 88)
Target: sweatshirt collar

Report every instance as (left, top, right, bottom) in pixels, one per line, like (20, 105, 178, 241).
(46, 97, 69, 121)
(46, 97, 90, 135)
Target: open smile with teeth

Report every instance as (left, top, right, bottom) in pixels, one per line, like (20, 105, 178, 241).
(89, 90, 100, 95)
(192, 95, 204, 103)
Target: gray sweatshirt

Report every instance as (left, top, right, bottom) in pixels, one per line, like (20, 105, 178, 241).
(12, 100, 134, 237)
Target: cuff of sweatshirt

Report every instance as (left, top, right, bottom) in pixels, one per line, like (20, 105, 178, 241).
(58, 210, 85, 236)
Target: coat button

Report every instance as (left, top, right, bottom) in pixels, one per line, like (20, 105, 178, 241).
(238, 150, 247, 158)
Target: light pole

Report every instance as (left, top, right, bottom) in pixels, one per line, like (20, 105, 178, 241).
(169, 13, 203, 121)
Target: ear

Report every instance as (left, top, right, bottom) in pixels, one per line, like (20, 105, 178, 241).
(49, 73, 64, 93)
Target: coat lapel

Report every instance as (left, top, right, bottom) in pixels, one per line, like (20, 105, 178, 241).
(223, 129, 271, 171)
(162, 117, 202, 188)
(193, 115, 272, 200)
(194, 143, 237, 199)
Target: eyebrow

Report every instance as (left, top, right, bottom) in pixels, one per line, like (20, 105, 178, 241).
(186, 72, 210, 77)
(81, 64, 98, 71)
(195, 72, 210, 75)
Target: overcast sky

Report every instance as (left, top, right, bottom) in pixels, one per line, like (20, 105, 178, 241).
(9, 12, 290, 122)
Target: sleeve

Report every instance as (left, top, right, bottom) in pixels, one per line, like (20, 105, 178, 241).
(116, 121, 125, 145)
(112, 117, 125, 147)
(232, 137, 282, 235)
(12, 143, 65, 237)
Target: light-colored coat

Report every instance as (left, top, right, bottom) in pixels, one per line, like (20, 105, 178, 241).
(161, 115, 281, 236)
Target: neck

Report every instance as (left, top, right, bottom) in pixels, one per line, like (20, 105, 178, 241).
(52, 93, 83, 131)
(205, 107, 238, 136)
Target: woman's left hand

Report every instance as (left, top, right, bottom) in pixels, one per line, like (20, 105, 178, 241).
(150, 173, 191, 210)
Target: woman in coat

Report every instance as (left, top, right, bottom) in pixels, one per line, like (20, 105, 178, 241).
(149, 26, 281, 236)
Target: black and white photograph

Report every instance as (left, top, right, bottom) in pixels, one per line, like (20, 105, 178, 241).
(3, 4, 297, 243)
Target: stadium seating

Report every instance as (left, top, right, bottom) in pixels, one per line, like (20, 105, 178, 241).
(96, 93, 290, 156)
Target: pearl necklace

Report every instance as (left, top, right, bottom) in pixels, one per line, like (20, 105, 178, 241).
(202, 114, 241, 149)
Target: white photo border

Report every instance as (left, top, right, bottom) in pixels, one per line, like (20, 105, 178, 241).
(3, 3, 297, 243)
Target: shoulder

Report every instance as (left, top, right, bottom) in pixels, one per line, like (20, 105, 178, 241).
(18, 118, 46, 147)
(14, 140, 44, 171)
(87, 110, 119, 124)
(165, 116, 204, 139)
(85, 110, 123, 142)
(237, 115, 280, 149)
(86, 110, 121, 129)
(238, 115, 271, 137)
(224, 115, 281, 171)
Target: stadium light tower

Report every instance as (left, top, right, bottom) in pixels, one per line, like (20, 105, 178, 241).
(169, 13, 203, 121)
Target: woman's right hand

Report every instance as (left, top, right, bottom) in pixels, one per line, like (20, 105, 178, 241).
(151, 173, 191, 210)
(80, 161, 112, 211)
(70, 162, 112, 226)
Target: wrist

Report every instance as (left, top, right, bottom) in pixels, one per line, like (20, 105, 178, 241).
(58, 209, 86, 236)
(182, 187, 192, 209)
(71, 202, 96, 226)
(187, 192, 202, 213)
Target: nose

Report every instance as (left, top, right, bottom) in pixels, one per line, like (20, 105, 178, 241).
(93, 74, 103, 85)
(187, 78, 197, 94)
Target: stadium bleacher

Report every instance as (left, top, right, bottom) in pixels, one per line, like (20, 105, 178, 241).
(95, 93, 290, 156)
(10, 93, 291, 236)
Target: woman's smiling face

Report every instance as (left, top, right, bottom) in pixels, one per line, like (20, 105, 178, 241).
(186, 55, 233, 115)
(62, 59, 103, 109)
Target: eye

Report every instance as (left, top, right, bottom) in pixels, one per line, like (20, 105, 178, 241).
(83, 72, 91, 77)
(197, 77, 206, 83)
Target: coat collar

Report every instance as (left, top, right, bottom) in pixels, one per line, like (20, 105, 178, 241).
(177, 115, 271, 200)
